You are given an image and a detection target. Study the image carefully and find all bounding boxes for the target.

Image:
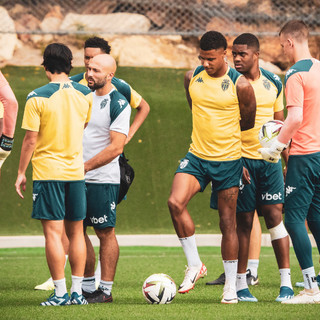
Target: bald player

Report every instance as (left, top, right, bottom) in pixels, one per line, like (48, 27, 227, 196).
(81, 54, 131, 303)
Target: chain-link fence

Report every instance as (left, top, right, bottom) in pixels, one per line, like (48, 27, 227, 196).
(1, 0, 320, 36)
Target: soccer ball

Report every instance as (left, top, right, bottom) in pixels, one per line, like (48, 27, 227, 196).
(258, 120, 284, 148)
(142, 273, 176, 304)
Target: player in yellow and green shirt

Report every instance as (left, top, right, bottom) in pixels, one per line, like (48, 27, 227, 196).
(15, 43, 92, 306)
(208, 33, 294, 302)
(167, 31, 256, 304)
(35, 37, 150, 293)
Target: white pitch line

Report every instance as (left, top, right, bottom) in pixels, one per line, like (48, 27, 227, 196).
(0, 234, 316, 248)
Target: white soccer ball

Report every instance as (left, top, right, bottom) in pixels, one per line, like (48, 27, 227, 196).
(258, 120, 284, 148)
(142, 273, 176, 304)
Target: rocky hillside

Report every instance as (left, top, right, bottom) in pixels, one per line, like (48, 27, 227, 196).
(1, 2, 320, 71)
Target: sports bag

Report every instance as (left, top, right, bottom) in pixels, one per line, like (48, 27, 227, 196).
(118, 152, 135, 204)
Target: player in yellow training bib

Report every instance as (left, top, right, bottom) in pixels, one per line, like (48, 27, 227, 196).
(167, 31, 256, 304)
(15, 43, 92, 306)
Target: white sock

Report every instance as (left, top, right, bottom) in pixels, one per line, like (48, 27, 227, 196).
(302, 266, 319, 290)
(99, 280, 113, 295)
(53, 278, 67, 297)
(82, 276, 96, 293)
(95, 259, 101, 281)
(223, 260, 238, 290)
(179, 235, 202, 267)
(64, 255, 68, 269)
(279, 268, 292, 289)
(247, 259, 259, 278)
(71, 275, 84, 295)
(236, 273, 248, 292)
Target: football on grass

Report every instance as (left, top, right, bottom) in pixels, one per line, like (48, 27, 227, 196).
(258, 120, 284, 148)
(142, 273, 176, 304)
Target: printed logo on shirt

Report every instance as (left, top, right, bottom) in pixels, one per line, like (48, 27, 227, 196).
(27, 91, 37, 98)
(110, 201, 116, 211)
(273, 74, 281, 82)
(285, 68, 296, 81)
(195, 77, 204, 83)
(62, 83, 71, 89)
(221, 79, 230, 91)
(118, 99, 126, 109)
(32, 193, 38, 201)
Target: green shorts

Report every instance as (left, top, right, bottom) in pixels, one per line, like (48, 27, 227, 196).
(210, 159, 284, 211)
(237, 158, 284, 213)
(32, 180, 86, 221)
(85, 183, 120, 229)
(284, 152, 320, 224)
(175, 152, 242, 192)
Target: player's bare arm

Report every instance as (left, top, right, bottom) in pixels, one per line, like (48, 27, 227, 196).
(15, 130, 38, 198)
(236, 76, 256, 131)
(126, 98, 150, 144)
(0, 118, 2, 139)
(84, 131, 126, 174)
(184, 70, 193, 110)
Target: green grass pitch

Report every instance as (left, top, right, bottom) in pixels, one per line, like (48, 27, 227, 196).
(1, 246, 319, 320)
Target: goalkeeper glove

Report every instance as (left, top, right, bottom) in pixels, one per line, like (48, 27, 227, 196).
(0, 134, 14, 168)
(258, 138, 287, 163)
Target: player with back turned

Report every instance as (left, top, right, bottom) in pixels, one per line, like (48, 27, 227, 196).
(260, 20, 320, 304)
(15, 43, 92, 306)
(167, 31, 256, 304)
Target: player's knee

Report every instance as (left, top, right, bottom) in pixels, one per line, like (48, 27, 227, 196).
(95, 227, 115, 241)
(167, 197, 183, 215)
(268, 221, 288, 241)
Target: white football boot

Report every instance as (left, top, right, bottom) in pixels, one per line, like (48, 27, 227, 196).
(178, 263, 207, 293)
(282, 289, 320, 304)
(34, 278, 55, 291)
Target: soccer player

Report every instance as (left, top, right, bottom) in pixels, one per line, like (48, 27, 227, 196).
(15, 43, 92, 306)
(208, 33, 293, 302)
(260, 20, 320, 304)
(35, 36, 150, 291)
(167, 31, 256, 304)
(70, 37, 150, 145)
(80, 54, 131, 303)
(0, 71, 18, 172)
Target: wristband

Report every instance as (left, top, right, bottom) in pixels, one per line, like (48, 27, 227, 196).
(0, 134, 14, 151)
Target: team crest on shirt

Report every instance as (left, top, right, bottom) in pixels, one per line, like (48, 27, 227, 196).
(179, 159, 189, 169)
(221, 79, 230, 91)
(263, 79, 271, 90)
(100, 98, 108, 109)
